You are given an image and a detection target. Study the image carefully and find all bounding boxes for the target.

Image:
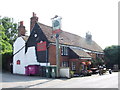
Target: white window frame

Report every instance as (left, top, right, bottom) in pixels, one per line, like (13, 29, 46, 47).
(61, 46, 68, 56)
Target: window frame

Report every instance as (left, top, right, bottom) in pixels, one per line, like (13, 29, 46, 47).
(71, 62, 76, 71)
(61, 46, 68, 56)
(62, 61, 69, 67)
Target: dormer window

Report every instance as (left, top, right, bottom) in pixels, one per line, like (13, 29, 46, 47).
(61, 46, 68, 56)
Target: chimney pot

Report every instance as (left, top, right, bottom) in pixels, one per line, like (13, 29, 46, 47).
(20, 21, 23, 26)
(33, 12, 36, 17)
(30, 12, 38, 32)
(18, 21, 26, 36)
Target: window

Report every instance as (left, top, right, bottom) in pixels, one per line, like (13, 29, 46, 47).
(62, 61, 69, 67)
(71, 62, 76, 71)
(17, 60, 20, 65)
(61, 46, 68, 56)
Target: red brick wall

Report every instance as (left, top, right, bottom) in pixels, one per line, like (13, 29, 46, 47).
(60, 56, 69, 66)
(48, 45, 93, 74)
(69, 59, 81, 74)
(48, 44, 69, 66)
(18, 21, 26, 36)
(30, 12, 38, 32)
(48, 45, 56, 65)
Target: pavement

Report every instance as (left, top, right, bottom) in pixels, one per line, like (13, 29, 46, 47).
(1, 71, 119, 88)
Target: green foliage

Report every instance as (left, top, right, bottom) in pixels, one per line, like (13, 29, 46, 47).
(104, 45, 120, 69)
(70, 71, 74, 78)
(91, 58, 104, 67)
(0, 17, 18, 45)
(0, 17, 18, 71)
(96, 57, 104, 65)
(0, 17, 18, 54)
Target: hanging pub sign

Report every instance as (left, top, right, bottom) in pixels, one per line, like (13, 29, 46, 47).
(51, 15, 62, 34)
(37, 41, 46, 51)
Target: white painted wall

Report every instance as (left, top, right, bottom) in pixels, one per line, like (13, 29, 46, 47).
(25, 46, 39, 66)
(13, 37, 26, 74)
(60, 67, 70, 78)
(13, 37, 50, 75)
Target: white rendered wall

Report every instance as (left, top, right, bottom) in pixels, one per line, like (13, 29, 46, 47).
(25, 47, 50, 66)
(25, 46, 39, 66)
(13, 37, 50, 75)
(13, 37, 26, 74)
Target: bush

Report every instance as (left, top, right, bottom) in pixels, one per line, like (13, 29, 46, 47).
(70, 71, 74, 78)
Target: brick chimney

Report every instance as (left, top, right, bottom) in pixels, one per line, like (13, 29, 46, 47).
(86, 31, 92, 42)
(30, 12, 38, 32)
(18, 21, 26, 36)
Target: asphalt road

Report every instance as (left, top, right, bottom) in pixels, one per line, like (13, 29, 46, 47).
(1, 71, 118, 88)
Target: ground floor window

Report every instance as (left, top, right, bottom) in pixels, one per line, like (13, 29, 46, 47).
(71, 62, 76, 71)
(62, 61, 69, 67)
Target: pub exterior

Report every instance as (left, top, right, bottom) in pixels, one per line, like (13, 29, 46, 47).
(13, 12, 104, 77)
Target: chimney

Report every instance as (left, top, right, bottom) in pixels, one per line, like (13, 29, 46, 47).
(30, 12, 38, 32)
(86, 31, 92, 42)
(18, 21, 26, 36)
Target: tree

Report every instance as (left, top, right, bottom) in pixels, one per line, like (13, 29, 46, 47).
(0, 17, 18, 45)
(0, 16, 18, 71)
(0, 17, 18, 54)
(104, 45, 120, 69)
(0, 25, 12, 54)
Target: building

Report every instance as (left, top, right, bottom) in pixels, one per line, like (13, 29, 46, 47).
(13, 12, 104, 75)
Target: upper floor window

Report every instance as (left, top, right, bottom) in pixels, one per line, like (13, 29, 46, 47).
(61, 46, 68, 56)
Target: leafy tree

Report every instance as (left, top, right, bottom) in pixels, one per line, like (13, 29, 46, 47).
(0, 25, 12, 54)
(104, 45, 120, 69)
(0, 17, 18, 71)
(91, 57, 104, 68)
(0, 17, 18, 54)
(0, 17, 18, 45)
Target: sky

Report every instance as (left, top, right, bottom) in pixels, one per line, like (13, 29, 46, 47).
(0, 0, 119, 49)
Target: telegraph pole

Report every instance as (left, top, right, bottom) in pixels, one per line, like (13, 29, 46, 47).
(56, 33, 60, 78)
(51, 15, 62, 78)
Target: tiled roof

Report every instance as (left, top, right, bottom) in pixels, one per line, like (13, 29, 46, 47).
(70, 48, 91, 58)
(38, 23, 103, 53)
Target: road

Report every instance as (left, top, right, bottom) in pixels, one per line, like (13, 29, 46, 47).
(1, 71, 118, 88)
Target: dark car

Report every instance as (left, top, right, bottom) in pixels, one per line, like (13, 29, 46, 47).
(91, 68, 99, 74)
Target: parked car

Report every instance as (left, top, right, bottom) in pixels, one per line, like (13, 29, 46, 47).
(91, 68, 99, 74)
